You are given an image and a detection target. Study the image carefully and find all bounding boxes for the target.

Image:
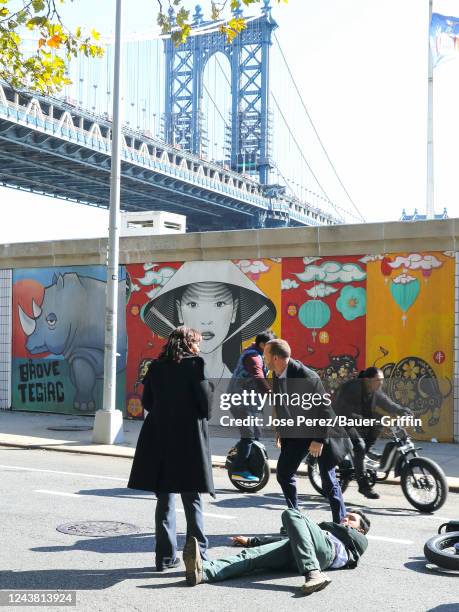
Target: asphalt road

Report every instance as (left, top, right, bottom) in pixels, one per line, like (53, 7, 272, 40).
(0, 447, 458, 612)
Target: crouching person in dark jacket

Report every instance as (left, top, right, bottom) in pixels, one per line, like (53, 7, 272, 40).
(183, 509, 369, 596)
(128, 326, 214, 572)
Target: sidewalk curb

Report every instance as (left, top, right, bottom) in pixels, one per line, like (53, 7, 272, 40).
(2, 439, 459, 493)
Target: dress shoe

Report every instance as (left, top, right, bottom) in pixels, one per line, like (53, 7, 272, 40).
(183, 537, 203, 586)
(302, 570, 331, 595)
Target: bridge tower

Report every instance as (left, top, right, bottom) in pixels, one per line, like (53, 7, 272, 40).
(163, 0, 276, 186)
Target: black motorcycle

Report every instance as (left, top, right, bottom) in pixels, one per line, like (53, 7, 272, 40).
(308, 426, 448, 513)
(225, 440, 271, 493)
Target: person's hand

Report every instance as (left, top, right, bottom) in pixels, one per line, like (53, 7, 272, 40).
(231, 536, 249, 547)
(308, 441, 323, 457)
(400, 408, 414, 417)
(275, 431, 281, 449)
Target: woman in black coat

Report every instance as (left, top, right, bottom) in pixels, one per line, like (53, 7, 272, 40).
(128, 326, 214, 571)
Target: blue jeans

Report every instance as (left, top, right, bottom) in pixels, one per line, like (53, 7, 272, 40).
(155, 492, 208, 566)
(276, 438, 347, 523)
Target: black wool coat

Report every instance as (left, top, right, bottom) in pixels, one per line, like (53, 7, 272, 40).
(127, 355, 215, 496)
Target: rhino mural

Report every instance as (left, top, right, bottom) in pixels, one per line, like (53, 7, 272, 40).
(374, 348, 452, 432)
(18, 272, 127, 411)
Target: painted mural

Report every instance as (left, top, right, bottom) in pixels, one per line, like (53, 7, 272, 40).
(12, 266, 126, 414)
(365, 252, 455, 441)
(125, 259, 281, 418)
(281, 256, 367, 394)
(8, 250, 454, 440)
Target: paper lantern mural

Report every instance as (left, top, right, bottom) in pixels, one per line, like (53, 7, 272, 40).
(390, 273, 420, 325)
(287, 303, 298, 317)
(422, 268, 432, 283)
(298, 299, 331, 342)
(381, 256, 392, 283)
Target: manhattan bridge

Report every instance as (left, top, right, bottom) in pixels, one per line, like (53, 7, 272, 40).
(0, 1, 365, 231)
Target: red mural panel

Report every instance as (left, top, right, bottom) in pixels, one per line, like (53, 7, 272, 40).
(281, 256, 367, 392)
(125, 262, 183, 418)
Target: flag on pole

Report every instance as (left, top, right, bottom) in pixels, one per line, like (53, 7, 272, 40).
(430, 13, 459, 68)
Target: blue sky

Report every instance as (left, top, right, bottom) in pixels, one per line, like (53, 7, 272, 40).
(1, 0, 459, 242)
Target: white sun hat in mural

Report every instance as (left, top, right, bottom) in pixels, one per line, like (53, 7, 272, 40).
(141, 260, 276, 340)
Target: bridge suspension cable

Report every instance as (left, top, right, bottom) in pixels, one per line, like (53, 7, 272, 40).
(272, 32, 365, 223)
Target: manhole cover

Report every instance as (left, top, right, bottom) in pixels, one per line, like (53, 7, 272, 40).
(56, 521, 139, 537)
(47, 426, 92, 431)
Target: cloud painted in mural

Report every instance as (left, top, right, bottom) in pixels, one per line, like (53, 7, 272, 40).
(388, 253, 443, 271)
(305, 283, 339, 298)
(235, 259, 270, 278)
(303, 256, 321, 265)
(281, 278, 300, 290)
(137, 267, 176, 287)
(294, 261, 366, 284)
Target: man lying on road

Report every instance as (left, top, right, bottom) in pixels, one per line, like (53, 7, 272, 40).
(183, 508, 370, 595)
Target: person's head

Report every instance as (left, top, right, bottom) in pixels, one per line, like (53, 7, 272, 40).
(341, 509, 371, 535)
(255, 330, 277, 353)
(176, 282, 239, 355)
(158, 326, 202, 362)
(358, 366, 384, 393)
(263, 338, 291, 375)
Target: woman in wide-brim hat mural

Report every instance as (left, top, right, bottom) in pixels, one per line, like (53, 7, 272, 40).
(141, 261, 276, 379)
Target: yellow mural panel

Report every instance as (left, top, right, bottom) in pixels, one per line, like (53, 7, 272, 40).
(239, 258, 282, 348)
(366, 252, 454, 441)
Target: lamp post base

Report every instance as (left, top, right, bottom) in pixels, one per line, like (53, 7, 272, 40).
(92, 409, 124, 445)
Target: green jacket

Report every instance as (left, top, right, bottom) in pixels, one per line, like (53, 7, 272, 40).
(318, 521, 368, 568)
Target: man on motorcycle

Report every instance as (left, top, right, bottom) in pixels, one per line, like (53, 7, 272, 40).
(334, 367, 413, 499)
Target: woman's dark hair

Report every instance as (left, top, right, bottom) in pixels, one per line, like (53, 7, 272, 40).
(358, 366, 381, 379)
(222, 286, 242, 371)
(255, 330, 277, 348)
(158, 326, 202, 363)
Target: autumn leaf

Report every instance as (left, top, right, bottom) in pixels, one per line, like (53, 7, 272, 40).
(47, 34, 62, 49)
(38, 37, 46, 48)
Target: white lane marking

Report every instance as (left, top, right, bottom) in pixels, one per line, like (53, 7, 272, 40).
(368, 535, 413, 544)
(0, 464, 126, 481)
(36, 489, 82, 498)
(34, 490, 236, 520)
(176, 508, 235, 520)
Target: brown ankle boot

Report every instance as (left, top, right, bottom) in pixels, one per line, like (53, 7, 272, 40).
(302, 570, 331, 595)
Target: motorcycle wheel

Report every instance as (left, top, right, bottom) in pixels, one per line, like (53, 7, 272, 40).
(401, 457, 448, 513)
(228, 462, 270, 493)
(424, 531, 459, 570)
(307, 461, 350, 497)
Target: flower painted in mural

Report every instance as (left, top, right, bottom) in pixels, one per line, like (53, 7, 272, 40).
(394, 380, 416, 405)
(402, 360, 420, 380)
(336, 285, 366, 321)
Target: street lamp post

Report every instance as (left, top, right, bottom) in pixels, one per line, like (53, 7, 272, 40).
(93, 0, 124, 444)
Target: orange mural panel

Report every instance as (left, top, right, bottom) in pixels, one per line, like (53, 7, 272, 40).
(366, 252, 455, 441)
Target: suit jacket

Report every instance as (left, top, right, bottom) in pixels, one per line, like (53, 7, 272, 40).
(272, 358, 333, 443)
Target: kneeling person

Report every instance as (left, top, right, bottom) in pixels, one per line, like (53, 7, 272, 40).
(183, 509, 370, 596)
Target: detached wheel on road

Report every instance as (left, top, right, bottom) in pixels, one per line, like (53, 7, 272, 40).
(401, 457, 448, 513)
(424, 532, 459, 570)
(228, 462, 270, 493)
(307, 462, 349, 497)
